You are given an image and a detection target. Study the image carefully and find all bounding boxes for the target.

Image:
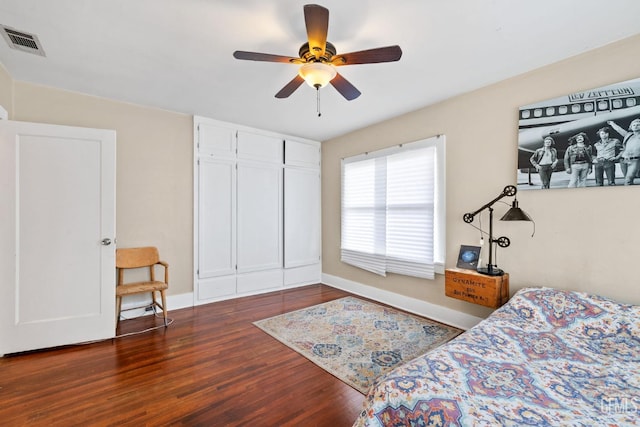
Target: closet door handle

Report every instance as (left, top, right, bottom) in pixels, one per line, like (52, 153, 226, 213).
(101, 238, 112, 246)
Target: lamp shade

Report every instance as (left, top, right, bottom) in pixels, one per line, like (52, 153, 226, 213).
(500, 199, 532, 221)
(298, 62, 337, 88)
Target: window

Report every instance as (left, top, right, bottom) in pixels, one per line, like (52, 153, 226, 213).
(341, 135, 445, 279)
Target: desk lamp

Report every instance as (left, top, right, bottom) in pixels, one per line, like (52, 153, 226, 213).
(463, 185, 532, 276)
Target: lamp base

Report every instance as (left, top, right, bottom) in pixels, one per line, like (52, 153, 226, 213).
(477, 265, 505, 276)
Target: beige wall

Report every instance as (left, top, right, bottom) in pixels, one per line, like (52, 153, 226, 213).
(322, 34, 640, 317)
(11, 82, 194, 296)
(0, 63, 12, 116)
(2, 34, 638, 317)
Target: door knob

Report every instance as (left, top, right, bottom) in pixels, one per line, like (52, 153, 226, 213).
(101, 238, 112, 246)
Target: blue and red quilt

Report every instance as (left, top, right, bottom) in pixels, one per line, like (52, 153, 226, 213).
(353, 287, 640, 426)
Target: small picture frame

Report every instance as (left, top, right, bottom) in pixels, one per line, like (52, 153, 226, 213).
(457, 245, 481, 270)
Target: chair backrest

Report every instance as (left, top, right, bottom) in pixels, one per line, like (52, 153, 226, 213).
(116, 247, 159, 269)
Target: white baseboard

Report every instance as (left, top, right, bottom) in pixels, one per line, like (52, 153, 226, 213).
(321, 273, 483, 330)
(119, 291, 194, 320)
(121, 280, 317, 319)
(119, 278, 483, 330)
(120, 281, 313, 319)
(168, 292, 195, 311)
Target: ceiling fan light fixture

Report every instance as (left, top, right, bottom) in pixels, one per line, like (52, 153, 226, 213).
(298, 62, 336, 89)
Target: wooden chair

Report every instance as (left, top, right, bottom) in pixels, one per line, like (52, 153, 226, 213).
(115, 246, 169, 327)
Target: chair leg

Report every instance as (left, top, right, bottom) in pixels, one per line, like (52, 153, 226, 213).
(116, 295, 122, 327)
(160, 289, 168, 327)
(151, 291, 157, 310)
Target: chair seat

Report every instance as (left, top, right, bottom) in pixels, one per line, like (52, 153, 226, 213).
(116, 281, 168, 296)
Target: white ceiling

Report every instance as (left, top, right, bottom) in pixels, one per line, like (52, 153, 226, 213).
(1, 0, 639, 142)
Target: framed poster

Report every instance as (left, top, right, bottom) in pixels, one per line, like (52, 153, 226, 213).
(456, 245, 481, 270)
(517, 77, 640, 190)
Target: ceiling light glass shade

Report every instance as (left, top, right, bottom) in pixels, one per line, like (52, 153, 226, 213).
(298, 62, 337, 88)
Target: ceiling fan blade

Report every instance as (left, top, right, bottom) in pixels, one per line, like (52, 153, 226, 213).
(331, 45, 403, 66)
(275, 75, 305, 98)
(233, 51, 301, 64)
(304, 4, 329, 59)
(330, 72, 361, 101)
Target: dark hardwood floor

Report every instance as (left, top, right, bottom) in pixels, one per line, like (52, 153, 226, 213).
(0, 284, 366, 426)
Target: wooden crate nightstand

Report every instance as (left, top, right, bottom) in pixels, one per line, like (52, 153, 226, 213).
(445, 268, 509, 308)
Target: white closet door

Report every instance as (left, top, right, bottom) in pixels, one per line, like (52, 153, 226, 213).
(284, 168, 321, 267)
(237, 131, 282, 163)
(236, 131, 283, 275)
(0, 120, 116, 355)
(198, 157, 236, 278)
(237, 160, 283, 273)
(198, 123, 236, 159)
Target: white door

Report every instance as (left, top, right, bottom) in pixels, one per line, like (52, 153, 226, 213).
(198, 156, 237, 279)
(0, 120, 116, 355)
(236, 160, 283, 273)
(284, 167, 321, 267)
(236, 131, 283, 274)
(195, 122, 238, 301)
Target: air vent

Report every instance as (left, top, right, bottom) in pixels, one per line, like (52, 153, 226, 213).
(1, 25, 46, 57)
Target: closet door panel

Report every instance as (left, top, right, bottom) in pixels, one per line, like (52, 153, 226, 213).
(236, 161, 283, 274)
(198, 276, 236, 301)
(285, 139, 320, 168)
(284, 168, 320, 268)
(198, 157, 236, 278)
(237, 269, 283, 294)
(284, 264, 321, 287)
(199, 123, 236, 159)
(237, 131, 282, 164)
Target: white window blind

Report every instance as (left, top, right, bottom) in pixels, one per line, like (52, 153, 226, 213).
(341, 136, 443, 279)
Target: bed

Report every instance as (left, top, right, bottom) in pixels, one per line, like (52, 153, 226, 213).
(353, 287, 640, 426)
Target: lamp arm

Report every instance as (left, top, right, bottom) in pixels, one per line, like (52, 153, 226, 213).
(463, 185, 517, 223)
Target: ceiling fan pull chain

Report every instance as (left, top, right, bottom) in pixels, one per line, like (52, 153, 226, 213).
(317, 87, 321, 117)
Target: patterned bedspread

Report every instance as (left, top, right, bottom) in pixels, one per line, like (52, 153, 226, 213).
(353, 287, 640, 426)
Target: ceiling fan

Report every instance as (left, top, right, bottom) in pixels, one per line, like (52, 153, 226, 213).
(233, 4, 402, 102)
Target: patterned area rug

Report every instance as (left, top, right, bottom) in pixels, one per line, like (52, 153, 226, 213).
(253, 296, 462, 394)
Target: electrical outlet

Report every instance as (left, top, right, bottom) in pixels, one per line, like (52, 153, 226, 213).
(145, 306, 154, 312)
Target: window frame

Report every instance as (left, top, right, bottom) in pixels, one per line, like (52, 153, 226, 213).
(340, 135, 446, 277)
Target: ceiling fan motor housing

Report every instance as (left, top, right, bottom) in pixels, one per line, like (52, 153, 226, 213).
(298, 41, 337, 63)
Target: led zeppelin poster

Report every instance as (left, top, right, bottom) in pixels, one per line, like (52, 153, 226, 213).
(517, 77, 640, 190)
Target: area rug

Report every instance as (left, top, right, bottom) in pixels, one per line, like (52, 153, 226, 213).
(253, 296, 462, 394)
